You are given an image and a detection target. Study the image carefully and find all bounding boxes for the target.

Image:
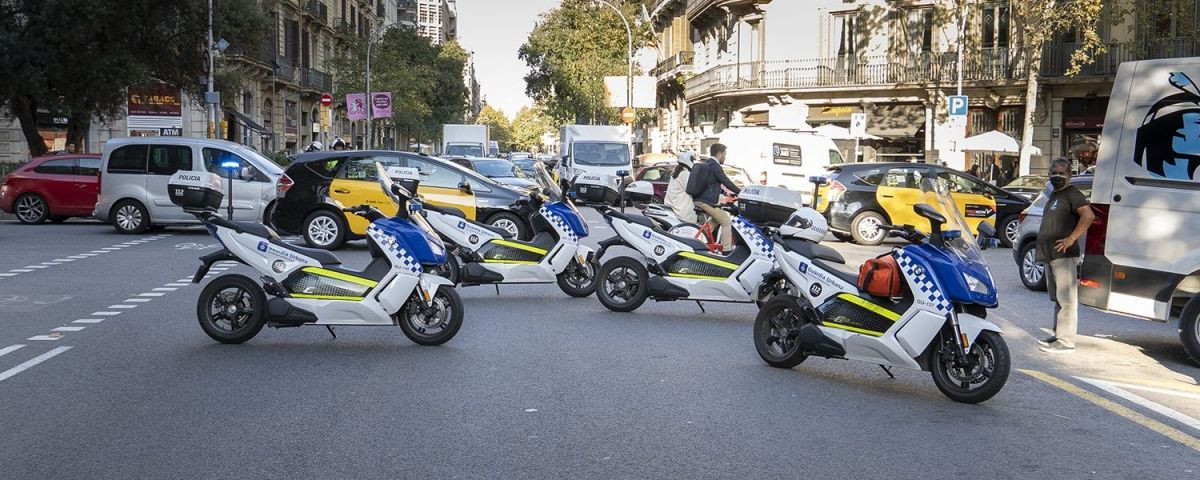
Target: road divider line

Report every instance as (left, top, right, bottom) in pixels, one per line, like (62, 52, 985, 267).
(108, 305, 138, 309)
(124, 299, 151, 303)
(27, 335, 62, 341)
(53, 258, 74, 261)
(91, 312, 121, 316)
(25, 265, 49, 269)
(138, 293, 165, 297)
(89, 250, 107, 254)
(152, 287, 177, 292)
(164, 283, 190, 287)
(11, 269, 33, 273)
(1021, 369, 1200, 453)
(52, 326, 86, 332)
(72, 319, 104, 324)
(1076, 377, 1200, 433)
(0, 346, 72, 383)
(0, 345, 25, 358)
(0, 273, 16, 277)
(176, 278, 192, 283)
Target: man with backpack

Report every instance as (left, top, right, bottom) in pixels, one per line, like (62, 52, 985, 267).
(686, 143, 742, 253)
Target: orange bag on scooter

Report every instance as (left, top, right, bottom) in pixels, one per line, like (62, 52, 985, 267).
(858, 254, 903, 298)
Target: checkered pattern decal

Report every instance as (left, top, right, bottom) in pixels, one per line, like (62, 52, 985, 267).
(540, 206, 578, 243)
(895, 251, 950, 313)
(368, 225, 422, 274)
(732, 217, 774, 260)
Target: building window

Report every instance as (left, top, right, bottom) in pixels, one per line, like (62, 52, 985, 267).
(981, 3, 1010, 49)
(833, 13, 858, 57)
(262, 99, 274, 129)
(286, 101, 298, 128)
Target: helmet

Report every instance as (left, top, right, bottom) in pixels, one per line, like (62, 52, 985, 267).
(778, 208, 828, 243)
(676, 151, 695, 168)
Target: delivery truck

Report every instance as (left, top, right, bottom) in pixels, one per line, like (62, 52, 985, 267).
(443, 125, 489, 157)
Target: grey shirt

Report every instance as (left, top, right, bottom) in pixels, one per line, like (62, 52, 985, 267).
(1037, 185, 1089, 261)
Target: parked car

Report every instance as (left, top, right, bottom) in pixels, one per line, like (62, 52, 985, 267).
(822, 162, 1026, 246)
(508, 152, 532, 161)
(272, 150, 536, 249)
(1003, 175, 1050, 201)
(0, 154, 102, 224)
(448, 157, 539, 190)
(1011, 175, 1094, 291)
(93, 138, 283, 234)
(510, 157, 539, 177)
(634, 162, 753, 202)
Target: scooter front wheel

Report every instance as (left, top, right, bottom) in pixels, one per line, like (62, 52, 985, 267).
(753, 295, 809, 368)
(595, 257, 648, 312)
(397, 285, 463, 346)
(557, 257, 597, 298)
(196, 274, 267, 344)
(931, 330, 1010, 404)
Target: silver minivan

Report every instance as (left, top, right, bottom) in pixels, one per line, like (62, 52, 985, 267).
(93, 137, 283, 233)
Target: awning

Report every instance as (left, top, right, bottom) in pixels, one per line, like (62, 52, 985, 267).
(812, 124, 881, 140)
(866, 104, 924, 138)
(958, 130, 1043, 155)
(806, 105, 861, 123)
(225, 109, 268, 133)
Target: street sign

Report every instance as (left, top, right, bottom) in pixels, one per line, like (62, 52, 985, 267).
(948, 95, 969, 116)
(849, 113, 867, 138)
(620, 107, 636, 124)
(320, 93, 332, 107)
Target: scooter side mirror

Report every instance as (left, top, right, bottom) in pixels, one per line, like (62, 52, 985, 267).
(809, 176, 828, 186)
(976, 221, 999, 250)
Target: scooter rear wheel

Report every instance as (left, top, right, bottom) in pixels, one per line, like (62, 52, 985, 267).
(753, 295, 810, 368)
(397, 285, 463, 346)
(596, 257, 648, 312)
(930, 330, 1010, 404)
(557, 257, 597, 297)
(196, 274, 267, 344)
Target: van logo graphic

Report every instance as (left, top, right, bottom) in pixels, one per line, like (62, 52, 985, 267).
(257, 241, 268, 252)
(1136, 71, 1200, 181)
(642, 230, 652, 239)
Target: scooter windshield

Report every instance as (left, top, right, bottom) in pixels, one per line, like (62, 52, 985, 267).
(919, 177, 989, 270)
(531, 161, 563, 200)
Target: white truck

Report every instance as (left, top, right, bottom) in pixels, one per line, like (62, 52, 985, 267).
(557, 125, 632, 188)
(443, 124, 489, 158)
(1081, 57, 1200, 363)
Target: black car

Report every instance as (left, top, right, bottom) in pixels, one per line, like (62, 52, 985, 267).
(822, 162, 1031, 247)
(447, 156, 539, 190)
(272, 150, 536, 249)
(1003, 175, 1050, 201)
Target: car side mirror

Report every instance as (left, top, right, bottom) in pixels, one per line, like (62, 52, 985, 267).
(240, 167, 253, 181)
(458, 181, 473, 195)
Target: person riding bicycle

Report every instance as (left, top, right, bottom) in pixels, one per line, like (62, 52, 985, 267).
(687, 143, 741, 252)
(665, 151, 698, 224)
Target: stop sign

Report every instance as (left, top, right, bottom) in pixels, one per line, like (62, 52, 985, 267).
(320, 93, 332, 107)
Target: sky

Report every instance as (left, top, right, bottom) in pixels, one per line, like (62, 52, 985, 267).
(456, 0, 561, 120)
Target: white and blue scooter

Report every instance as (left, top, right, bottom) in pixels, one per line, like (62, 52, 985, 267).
(168, 163, 462, 345)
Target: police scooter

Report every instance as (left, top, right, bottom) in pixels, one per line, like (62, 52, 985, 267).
(754, 177, 1009, 403)
(169, 163, 463, 345)
(420, 166, 596, 297)
(590, 172, 783, 313)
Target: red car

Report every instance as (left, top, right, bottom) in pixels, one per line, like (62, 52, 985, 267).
(635, 161, 754, 202)
(1, 154, 102, 224)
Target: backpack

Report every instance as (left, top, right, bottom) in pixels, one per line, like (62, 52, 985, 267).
(858, 253, 903, 298)
(685, 160, 709, 196)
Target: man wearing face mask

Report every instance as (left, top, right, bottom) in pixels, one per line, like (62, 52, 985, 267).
(1037, 158, 1095, 354)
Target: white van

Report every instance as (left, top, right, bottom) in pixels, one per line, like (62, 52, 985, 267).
(1082, 57, 1200, 363)
(709, 127, 845, 202)
(94, 137, 283, 233)
(557, 124, 632, 185)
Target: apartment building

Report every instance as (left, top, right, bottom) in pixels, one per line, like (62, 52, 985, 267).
(647, 0, 1200, 173)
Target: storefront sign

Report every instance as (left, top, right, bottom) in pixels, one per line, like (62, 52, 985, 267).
(159, 127, 182, 136)
(128, 84, 182, 117)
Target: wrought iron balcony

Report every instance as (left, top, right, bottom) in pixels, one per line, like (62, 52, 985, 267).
(302, 67, 332, 93)
(303, 0, 328, 23)
(652, 51, 695, 80)
(275, 56, 295, 83)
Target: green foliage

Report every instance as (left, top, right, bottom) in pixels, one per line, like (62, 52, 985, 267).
(511, 105, 556, 153)
(475, 105, 513, 151)
(519, 0, 650, 125)
(0, 0, 268, 156)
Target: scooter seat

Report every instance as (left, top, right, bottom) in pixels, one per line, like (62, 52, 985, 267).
(270, 239, 342, 265)
(235, 221, 280, 240)
(607, 210, 658, 229)
(814, 258, 858, 286)
(424, 203, 513, 239)
(780, 237, 845, 264)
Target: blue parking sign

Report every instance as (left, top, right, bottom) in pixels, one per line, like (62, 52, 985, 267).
(948, 95, 969, 116)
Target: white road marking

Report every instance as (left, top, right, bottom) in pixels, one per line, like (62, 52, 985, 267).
(152, 287, 177, 292)
(0, 273, 17, 277)
(176, 278, 193, 283)
(67, 255, 87, 259)
(138, 293, 165, 297)
(91, 311, 121, 316)
(123, 298, 152, 303)
(11, 269, 33, 273)
(53, 258, 75, 261)
(89, 250, 108, 254)
(0, 346, 72, 383)
(108, 304, 138, 309)
(52, 326, 86, 332)
(26, 265, 49, 269)
(1076, 377, 1200, 434)
(41, 262, 61, 266)
(78, 253, 98, 257)
(73, 319, 104, 324)
(0, 345, 25, 358)
(27, 335, 61, 341)
(164, 283, 189, 287)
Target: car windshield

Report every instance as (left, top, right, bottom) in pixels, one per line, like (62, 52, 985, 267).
(445, 144, 484, 157)
(1005, 175, 1048, 188)
(531, 161, 562, 199)
(233, 147, 284, 176)
(474, 159, 524, 178)
(573, 142, 629, 166)
(512, 159, 536, 171)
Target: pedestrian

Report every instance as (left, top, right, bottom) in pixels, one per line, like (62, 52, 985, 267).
(331, 136, 347, 150)
(1002, 160, 1016, 185)
(988, 157, 1005, 185)
(967, 163, 980, 178)
(687, 143, 742, 253)
(665, 151, 697, 224)
(1038, 157, 1096, 354)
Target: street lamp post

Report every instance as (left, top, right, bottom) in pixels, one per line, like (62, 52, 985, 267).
(592, 0, 633, 119)
(207, 0, 215, 138)
(365, 29, 374, 150)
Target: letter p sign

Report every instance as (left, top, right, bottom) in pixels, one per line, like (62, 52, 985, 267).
(948, 95, 969, 117)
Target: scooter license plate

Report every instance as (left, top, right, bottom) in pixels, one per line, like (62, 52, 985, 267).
(578, 186, 589, 193)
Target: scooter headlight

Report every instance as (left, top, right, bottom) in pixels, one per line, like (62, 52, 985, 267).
(963, 272, 990, 294)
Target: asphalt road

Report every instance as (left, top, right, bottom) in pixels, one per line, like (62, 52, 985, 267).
(0, 212, 1198, 479)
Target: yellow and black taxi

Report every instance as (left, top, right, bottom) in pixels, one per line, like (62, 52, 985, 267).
(821, 162, 1028, 246)
(272, 150, 536, 249)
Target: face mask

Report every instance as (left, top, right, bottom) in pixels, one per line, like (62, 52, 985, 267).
(1049, 175, 1068, 189)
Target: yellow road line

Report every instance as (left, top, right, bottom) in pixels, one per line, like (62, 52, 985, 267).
(1020, 369, 1200, 453)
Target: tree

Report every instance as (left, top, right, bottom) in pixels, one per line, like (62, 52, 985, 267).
(0, 0, 266, 156)
(476, 105, 513, 151)
(519, 0, 650, 125)
(511, 105, 556, 153)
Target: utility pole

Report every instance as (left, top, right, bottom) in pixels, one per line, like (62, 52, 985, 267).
(207, 0, 215, 138)
(365, 31, 373, 150)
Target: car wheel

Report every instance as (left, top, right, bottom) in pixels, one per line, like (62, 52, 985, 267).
(111, 200, 150, 234)
(487, 212, 529, 240)
(1018, 242, 1046, 292)
(850, 211, 887, 246)
(15, 194, 49, 224)
(303, 210, 346, 250)
(1180, 294, 1200, 366)
(998, 215, 1020, 248)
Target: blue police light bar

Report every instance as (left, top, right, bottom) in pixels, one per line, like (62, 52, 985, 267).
(220, 160, 240, 169)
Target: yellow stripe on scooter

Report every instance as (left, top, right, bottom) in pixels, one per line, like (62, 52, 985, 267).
(302, 267, 378, 288)
(667, 272, 727, 280)
(290, 293, 366, 301)
(836, 293, 901, 321)
(820, 321, 885, 337)
(678, 251, 739, 270)
(493, 239, 548, 255)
